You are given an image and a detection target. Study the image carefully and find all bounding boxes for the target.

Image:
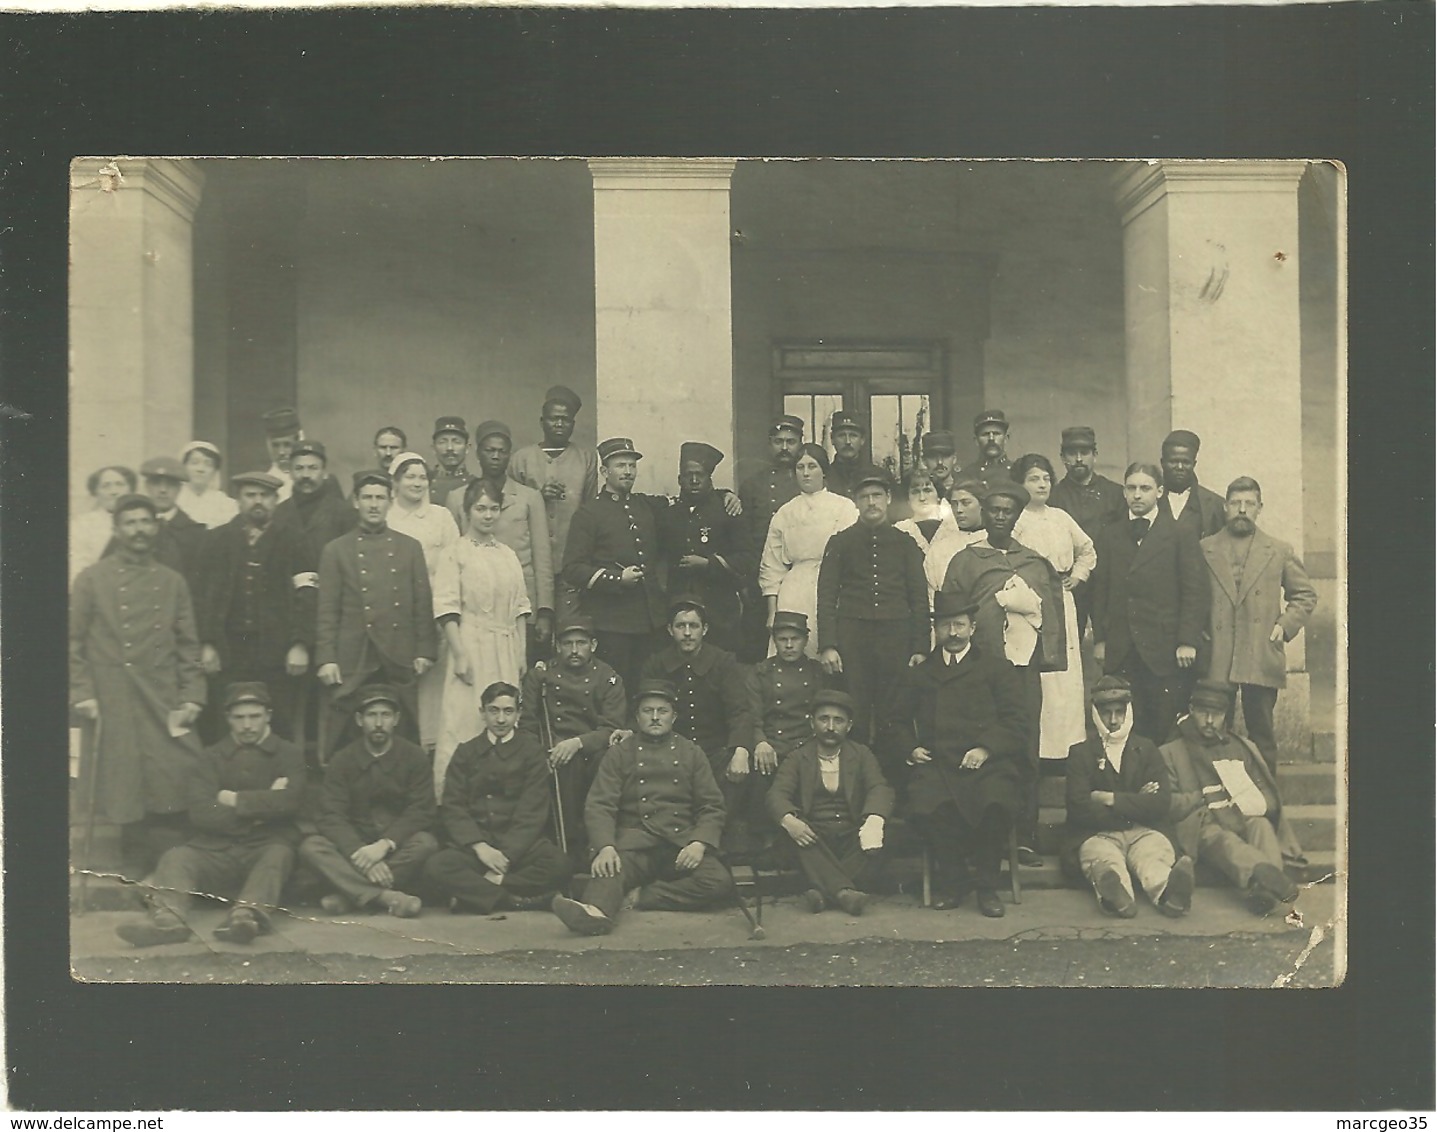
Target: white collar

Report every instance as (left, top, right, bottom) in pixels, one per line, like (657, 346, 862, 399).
(487, 729, 515, 745)
(943, 643, 972, 666)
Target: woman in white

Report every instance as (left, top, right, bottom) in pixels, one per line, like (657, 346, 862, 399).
(70, 464, 136, 584)
(1011, 454, 1097, 761)
(432, 477, 531, 798)
(759, 444, 858, 658)
(176, 441, 239, 529)
(385, 453, 460, 751)
(894, 470, 948, 616)
(925, 479, 987, 595)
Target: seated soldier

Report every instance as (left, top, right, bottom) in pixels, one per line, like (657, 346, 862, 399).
(116, 682, 306, 947)
(1160, 679, 1305, 915)
(766, 689, 894, 916)
(888, 591, 1027, 918)
(551, 679, 733, 936)
(1065, 675, 1193, 919)
(299, 685, 438, 918)
(424, 682, 570, 913)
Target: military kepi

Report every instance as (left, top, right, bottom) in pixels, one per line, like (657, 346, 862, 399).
(433, 415, 468, 439)
(770, 413, 804, 436)
(679, 441, 724, 473)
(358, 684, 403, 710)
(352, 469, 391, 492)
(632, 679, 678, 705)
(223, 681, 272, 710)
(1061, 425, 1097, 450)
(920, 430, 956, 456)
(554, 614, 597, 639)
(1189, 679, 1236, 710)
(830, 410, 865, 434)
(290, 440, 327, 463)
(112, 493, 158, 517)
(973, 409, 1009, 433)
(770, 610, 809, 634)
(543, 385, 583, 413)
(598, 437, 642, 462)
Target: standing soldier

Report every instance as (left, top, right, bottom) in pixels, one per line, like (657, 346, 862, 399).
(660, 441, 754, 655)
(1049, 425, 1127, 637)
(954, 410, 1014, 498)
(510, 385, 600, 622)
(736, 413, 805, 661)
(261, 407, 304, 503)
(561, 437, 668, 695)
(825, 410, 880, 499)
(519, 614, 628, 867)
(104, 456, 207, 586)
(315, 470, 438, 754)
(429, 416, 474, 507)
(70, 494, 207, 879)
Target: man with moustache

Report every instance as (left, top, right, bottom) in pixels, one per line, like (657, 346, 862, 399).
(659, 441, 754, 655)
(429, 416, 474, 507)
(511, 386, 600, 622)
(954, 410, 1014, 498)
(1049, 426, 1127, 636)
(193, 471, 314, 742)
(373, 426, 408, 476)
(315, 470, 437, 754)
(1200, 477, 1318, 774)
(737, 413, 805, 661)
(551, 679, 732, 936)
(103, 457, 207, 586)
(272, 441, 356, 572)
(825, 410, 881, 499)
(766, 689, 894, 916)
(1158, 429, 1226, 541)
(261, 407, 304, 503)
(70, 494, 206, 879)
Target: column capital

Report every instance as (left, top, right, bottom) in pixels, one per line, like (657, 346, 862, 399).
(588, 158, 737, 192)
(1113, 159, 1308, 226)
(70, 157, 206, 223)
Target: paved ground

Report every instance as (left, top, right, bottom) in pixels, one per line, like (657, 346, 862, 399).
(71, 876, 1340, 987)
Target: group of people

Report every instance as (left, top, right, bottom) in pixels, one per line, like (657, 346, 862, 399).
(70, 390, 1319, 948)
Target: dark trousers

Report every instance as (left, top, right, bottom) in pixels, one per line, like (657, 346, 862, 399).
(581, 844, 735, 919)
(325, 659, 421, 757)
(298, 831, 438, 907)
(836, 617, 914, 761)
(424, 840, 570, 913)
(1015, 662, 1042, 848)
(120, 814, 192, 881)
(782, 823, 883, 902)
(594, 630, 660, 710)
(1117, 653, 1181, 745)
(910, 802, 1011, 891)
(147, 840, 294, 927)
(1229, 683, 1281, 775)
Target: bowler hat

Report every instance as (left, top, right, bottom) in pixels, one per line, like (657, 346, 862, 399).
(598, 437, 642, 462)
(810, 689, 856, 717)
(357, 684, 402, 711)
(679, 441, 725, 474)
(770, 610, 809, 634)
(433, 416, 468, 439)
(932, 590, 980, 620)
(543, 385, 583, 413)
(140, 456, 188, 483)
(223, 681, 272, 710)
(1061, 426, 1097, 450)
(231, 471, 284, 493)
(1188, 680, 1236, 710)
(1090, 676, 1133, 706)
(632, 679, 678, 705)
(262, 407, 302, 438)
(973, 409, 1009, 433)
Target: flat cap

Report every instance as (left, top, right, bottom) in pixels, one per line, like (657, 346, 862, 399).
(553, 614, 597, 639)
(1163, 429, 1202, 453)
(357, 684, 403, 711)
(352, 469, 392, 493)
(984, 481, 1030, 509)
(140, 456, 188, 483)
(810, 688, 856, 717)
(598, 437, 642, 462)
(679, 441, 725, 474)
(770, 414, 805, 436)
(932, 590, 980, 620)
(262, 407, 302, 437)
(290, 440, 328, 463)
(830, 410, 865, 434)
(1090, 675, 1133, 706)
(179, 440, 222, 465)
(433, 415, 469, 439)
(1188, 679, 1236, 710)
(473, 420, 511, 444)
(231, 471, 284, 493)
(543, 385, 583, 413)
(632, 679, 678, 705)
(223, 681, 272, 710)
(1060, 426, 1097, 450)
(112, 493, 158, 518)
(770, 610, 810, 634)
(973, 409, 1009, 433)
(920, 430, 956, 457)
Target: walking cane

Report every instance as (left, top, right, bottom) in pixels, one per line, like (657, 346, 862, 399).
(538, 677, 569, 856)
(76, 716, 102, 917)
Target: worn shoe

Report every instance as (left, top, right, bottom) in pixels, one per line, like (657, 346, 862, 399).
(801, 889, 826, 914)
(929, 890, 967, 911)
(552, 895, 614, 936)
(1247, 862, 1298, 915)
(835, 889, 868, 917)
(1017, 845, 1044, 868)
(507, 891, 558, 912)
(1158, 857, 1194, 917)
(976, 889, 1005, 918)
(376, 890, 422, 918)
(213, 909, 260, 944)
(1095, 870, 1138, 918)
(115, 917, 192, 948)
(319, 893, 350, 915)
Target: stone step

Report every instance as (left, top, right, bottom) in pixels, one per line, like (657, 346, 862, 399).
(1036, 765, 1338, 806)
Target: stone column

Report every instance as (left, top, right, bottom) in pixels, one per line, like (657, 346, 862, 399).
(1115, 160, 1312, 751)
(588, 159, 736, 494)
(70, 159, 204, 513)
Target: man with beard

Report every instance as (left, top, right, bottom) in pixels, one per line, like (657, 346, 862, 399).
(1049, 426, 1127, 636)
(940, 481, 1066, 867)
(562, 438, 669, 694)
(70, 494, 206, 878)
(1159, 680, 1305, 915)
(954, 410, 1014, 498)
(193, 471, 314, 742)
(373, 426, 408, 476)
(825, 410, 881, 499)
(659, 441, 754, 655)
(315, 471, 437, 754)
(766, 689, 893, 916)
(1158, 429, 1226, 541)
(445, 420, 554, 651)
(519, 614, 628, 867)
(815, 470, 929, 775)
(116, 682, 306, 947)
(261, 407, 303, 503)
(1200, 477, 1317, 774)
(300, 684, 438, 917)
(888, 592, 1027, 918)
(272, 440, 356, 570)
(510, 386, 600, 622)
(429, 416, 474, 507)
(551, 679, 732, 936)
(737, 413, 805, 661)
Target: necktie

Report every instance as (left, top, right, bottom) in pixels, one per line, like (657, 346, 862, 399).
(1130, 517, 1149, 544)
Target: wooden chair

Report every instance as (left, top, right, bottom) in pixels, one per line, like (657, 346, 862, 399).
(920, 828, 1022, 906)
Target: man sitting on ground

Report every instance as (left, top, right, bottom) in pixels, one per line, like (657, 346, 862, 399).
(1064, 676, 1193, 919)
(551, 679, 732, 936)
(1159, 679, 1305, 916)
(424, 682, 570, 914)
(766, 689, 894, 916)
(116, 682, 305, 947)
(299, 685, 438, 918)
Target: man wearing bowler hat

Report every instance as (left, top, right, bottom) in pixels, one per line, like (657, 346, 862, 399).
(551, 679, 732, 936)
(261, 407, 304, 502)
(115, 681, 307, 947)
(955, 410, 1014, 498)
(826, 410, 881, 499)
(659, 441, 755, 655)
(561, 437, 669, 695)
(429, 416, 474, 507)
(1050, 425, 1127, 636)
(300, 684, 438, 918)
(1158, 429, 1226, 541)
(737, 413, 806, 661)
(767, 689, 894, 916)
(104, 456, 207, 585)
(315, 470, 437, 754)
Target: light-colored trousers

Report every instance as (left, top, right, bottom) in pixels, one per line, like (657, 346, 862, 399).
(1195, 811, 1283, 889)
(1079, 826, 1175, 904)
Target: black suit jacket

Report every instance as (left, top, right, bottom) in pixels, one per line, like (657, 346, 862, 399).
(765, 738, 894, 828)
(1090, 509, 1208, 677)
(1160, 483, 1226, 541)
(193, 516, 315, 663)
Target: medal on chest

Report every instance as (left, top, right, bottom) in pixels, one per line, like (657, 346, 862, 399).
(698, 526, 711, 545)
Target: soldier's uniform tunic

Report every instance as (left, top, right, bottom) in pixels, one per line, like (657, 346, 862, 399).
(659, 489, 754, 656)
(736, 464, 800, 661)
